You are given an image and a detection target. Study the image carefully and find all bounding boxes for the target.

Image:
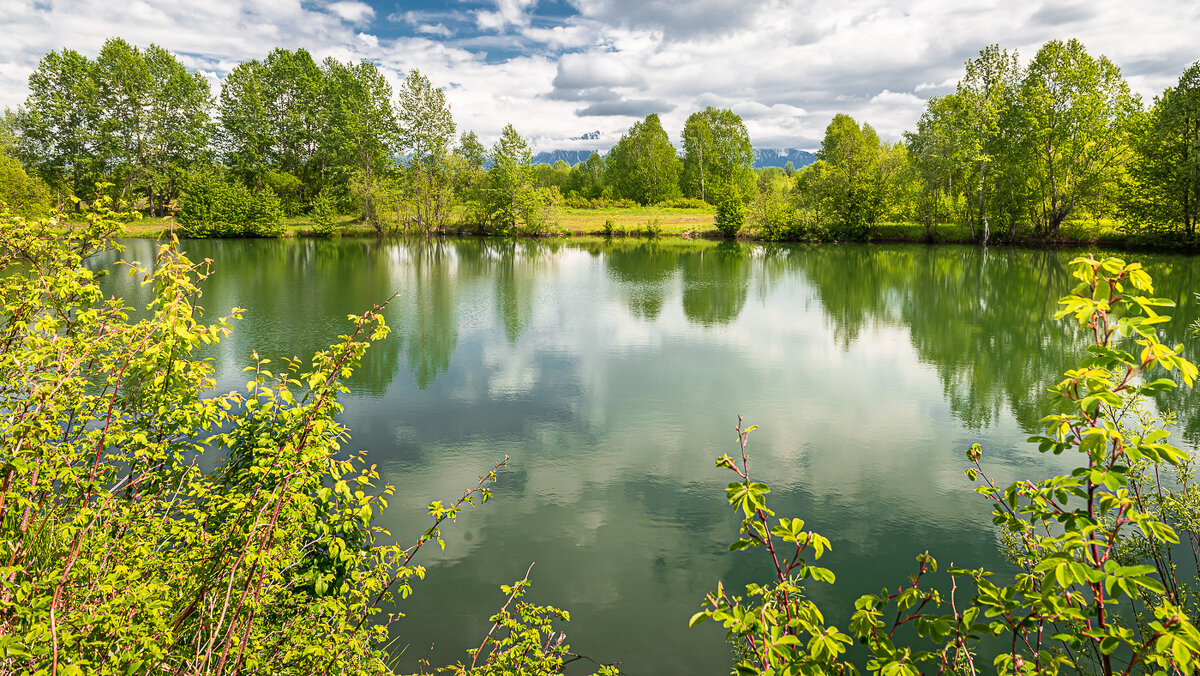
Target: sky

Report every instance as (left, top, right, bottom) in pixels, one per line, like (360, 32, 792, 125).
(1, 0, 1198, 152)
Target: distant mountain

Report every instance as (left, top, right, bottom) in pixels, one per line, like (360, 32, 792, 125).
(531, 146, 818, 168)
(753, 148, 817, 169)
(532, 149, 599, 166)
(570, 130, 602, 141)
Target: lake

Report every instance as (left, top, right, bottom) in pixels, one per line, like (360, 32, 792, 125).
(98, 237, 1200, 674)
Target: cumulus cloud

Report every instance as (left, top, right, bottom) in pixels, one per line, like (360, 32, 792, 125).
(2, 0, 1198, 152)
(325, 1, 374, 26)
(551, 52, 641, 89)
(474, 0, 539, 32)
(577, 98, 674, 117)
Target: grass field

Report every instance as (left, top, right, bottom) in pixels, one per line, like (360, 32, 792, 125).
(93, 207, 1173, 251)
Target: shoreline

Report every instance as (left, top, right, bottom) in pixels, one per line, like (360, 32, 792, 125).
(107, 215, 1200, 255)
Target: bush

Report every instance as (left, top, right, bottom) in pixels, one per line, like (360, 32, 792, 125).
(0, 205, 615, 675)
(310, 186, 341, 237)
(654, 197, 709, 209)
(263, 170, 304, 216)
(714, 197, 744, 238)
(0, 153, 53, 220)
(695, 256, 1200, 675)
(178, 170, 286, 237)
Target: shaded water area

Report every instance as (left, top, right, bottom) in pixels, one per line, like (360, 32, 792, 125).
(97, 238, 1200, 674)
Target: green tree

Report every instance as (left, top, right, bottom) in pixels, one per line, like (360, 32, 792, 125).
(814, 113, 886, 238)
(139, 45, 215, 215)
(957, 45, 1024, 241)
(564, 151, 606, 199)
(323, 58, 398, 232)
(18, 48, 98, 204)
(218, 49, 327, 191)
(1122, 61, 1200, 240)
(905, 95, 970, 239)
(1020, 39, 1138, 237)
(680, 107, 755, 204)
(397, 68, 457, 231)
(605, 113, 682, 204)
(485, 124, 552, 234)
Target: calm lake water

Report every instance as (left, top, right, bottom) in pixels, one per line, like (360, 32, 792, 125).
(99, 237, 1200, 674)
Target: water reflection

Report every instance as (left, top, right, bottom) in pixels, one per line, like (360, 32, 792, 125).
(92, 238, 1200, 674)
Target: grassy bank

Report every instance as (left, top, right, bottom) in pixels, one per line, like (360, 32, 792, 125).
(98, 208, 1192, 252)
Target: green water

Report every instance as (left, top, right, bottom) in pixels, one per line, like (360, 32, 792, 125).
(99, 238, 1200, 674)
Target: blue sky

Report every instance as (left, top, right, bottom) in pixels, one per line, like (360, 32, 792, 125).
(2, 0, 1199, 151)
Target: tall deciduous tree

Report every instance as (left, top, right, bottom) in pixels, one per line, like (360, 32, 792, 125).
(396, 68, 456, 230)
(814, 113, 887, 238)
(140, 45, 214, 215)
(1122, 61, 1200, 239)
(605, 113, 681, 204)
(219, 49, 326, 188)
(323, 58, 397, 232)
(19, 48, 98, 203)
(1020, 39, 1138, 237)
(681, 107, 755, 203)
(485, 124, 549, 232)
(956, 45, 1024, 241)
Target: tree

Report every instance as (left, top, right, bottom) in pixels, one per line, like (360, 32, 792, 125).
(1122, 61, 1200, 239)
(905, 95, 971, 239)
(1020, 39, 1138, 237)
(681, 107, 755, 203)
(605, 113, 681, 204)
(396, 68, 456, 231)
(814, 113, 887, 238)
(219, 49, 326, 185)
(323, 58, 397, 232)
(564, 152, 605, 199)
(956, 45, 1024, 241)
(0, 153, 53, 219)
(485, 124, 552, 234)
(139, 45, 214, 215)
(19, 48, 98, 204)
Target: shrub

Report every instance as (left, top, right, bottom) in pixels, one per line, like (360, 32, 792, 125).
(310, 186, 341, 237)
(0, 152, 53, 220)
(694, 256, 1200, 675)
(654, 197, 709, 209)
(0, 205, 521, 674)
(178, 170, 286, 237)
(714, 197, 744, 238)
(263, 170, 304, 216)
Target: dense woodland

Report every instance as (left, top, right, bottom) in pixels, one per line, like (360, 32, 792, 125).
(1, 37, 1198, 245)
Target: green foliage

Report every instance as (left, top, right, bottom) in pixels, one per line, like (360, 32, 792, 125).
(397, 68, 457, 232)
(310, 186, 341, 237)
(0, 152, 53, 219)
(604, 114, 682, 205)
(681, 107, 756, 204)
(696, 256, 1200, 676)
(178, 169, 285, 237)
(20, 39, 213, 214)
(0, 205, 596, 675)
(428, 568, 619, 676)
(1120, 61, 1200, 240)
(714, 193, 745, 238)
(483, 124, 558, 235)
(655, 197, 709, 209)
(264, 169, 304, 215)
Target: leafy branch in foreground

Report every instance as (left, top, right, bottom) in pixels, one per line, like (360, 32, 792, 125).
(0, 205, 519, 675)
(695, 256, 1200, 676)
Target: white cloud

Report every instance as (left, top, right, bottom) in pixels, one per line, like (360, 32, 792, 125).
(325, 1, 374, 25)
(2, 0, 1198, 152)
(474, 0, 538, 32)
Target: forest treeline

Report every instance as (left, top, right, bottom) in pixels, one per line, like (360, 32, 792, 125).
(0, 37, 1198, 244)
